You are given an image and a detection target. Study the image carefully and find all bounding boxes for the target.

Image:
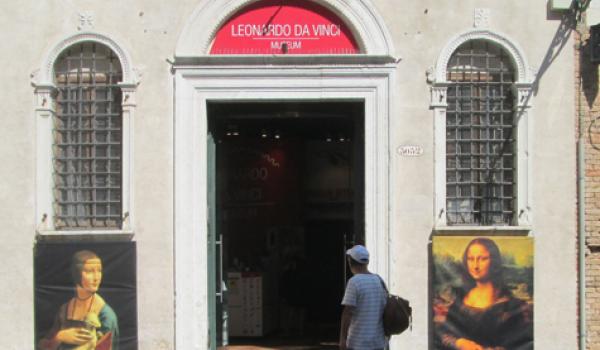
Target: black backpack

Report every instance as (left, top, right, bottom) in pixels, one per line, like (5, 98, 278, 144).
(378, 275, 412, 336)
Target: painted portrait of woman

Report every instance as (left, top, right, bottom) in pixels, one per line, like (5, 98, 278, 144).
(38, 250, 119, 350)
(433, 237, 533, 350)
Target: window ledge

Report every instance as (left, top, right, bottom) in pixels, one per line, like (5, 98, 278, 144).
(433, 226, 532, 236)
(36, 229, 134, 241)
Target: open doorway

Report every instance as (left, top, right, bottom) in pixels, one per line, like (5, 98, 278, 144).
(208, 101, 365, 349)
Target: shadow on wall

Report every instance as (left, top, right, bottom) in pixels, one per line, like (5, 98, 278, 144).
(511, 2, 578, 133)
(581, 37, 599, 108)
(533, 5, 577, 98)
(581, 37, 600, 151)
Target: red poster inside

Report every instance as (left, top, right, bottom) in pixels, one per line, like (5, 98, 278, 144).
(210, 0, 359, 55)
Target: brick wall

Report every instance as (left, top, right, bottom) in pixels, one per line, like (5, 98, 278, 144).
(576, 26, 600, 350)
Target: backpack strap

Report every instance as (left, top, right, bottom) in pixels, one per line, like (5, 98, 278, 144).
(377, 274, 389, 295)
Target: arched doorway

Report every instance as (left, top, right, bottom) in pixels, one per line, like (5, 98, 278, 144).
(174, 1, 396, 349)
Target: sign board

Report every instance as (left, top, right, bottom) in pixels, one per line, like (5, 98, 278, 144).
(210, 0, 359, 55)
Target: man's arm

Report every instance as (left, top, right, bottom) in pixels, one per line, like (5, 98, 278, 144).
(339, 305, 355, 350)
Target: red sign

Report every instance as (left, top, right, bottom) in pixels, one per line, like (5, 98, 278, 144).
(210, 0, 359, 55)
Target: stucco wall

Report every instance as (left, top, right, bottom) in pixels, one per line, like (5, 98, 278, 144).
(0, 1, 577, 349)
(0, 1, 200, 349)
(384, 1, 576, 349)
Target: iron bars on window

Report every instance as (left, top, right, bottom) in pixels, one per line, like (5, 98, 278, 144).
(53, 42, 123, 229)
(445, 40, 516, 226)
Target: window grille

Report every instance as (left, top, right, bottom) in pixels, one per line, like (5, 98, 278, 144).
(446, 40, 516, 225)
(53, 42, 123, 229)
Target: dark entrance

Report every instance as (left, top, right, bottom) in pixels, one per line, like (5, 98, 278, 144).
(208, 101, 365, 349)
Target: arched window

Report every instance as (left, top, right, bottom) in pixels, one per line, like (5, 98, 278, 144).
(445, 40, 516, 225)
(53, 42, 123, 229)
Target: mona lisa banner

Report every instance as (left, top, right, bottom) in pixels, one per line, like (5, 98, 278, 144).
(35, 242, 137, 350)
(432, 236, 533, 350)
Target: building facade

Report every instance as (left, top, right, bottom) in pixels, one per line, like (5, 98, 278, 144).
(578, 2, 600, 349)
(0, 0, 588, 349)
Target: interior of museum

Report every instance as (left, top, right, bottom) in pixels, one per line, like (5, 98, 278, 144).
(208, 101, 365, 348)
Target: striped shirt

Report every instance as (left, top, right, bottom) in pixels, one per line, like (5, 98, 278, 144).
(341, 273, 387, 350)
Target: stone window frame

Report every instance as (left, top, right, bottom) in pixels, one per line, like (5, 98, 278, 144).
(33, 31, 138, 237)
(430, 29, 534, 232)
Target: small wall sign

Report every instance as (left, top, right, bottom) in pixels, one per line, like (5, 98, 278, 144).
(210, 0, 359, 55)
(397, 145, 424, 157)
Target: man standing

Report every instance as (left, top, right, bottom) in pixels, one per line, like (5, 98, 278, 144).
(340, 245, 387, 350)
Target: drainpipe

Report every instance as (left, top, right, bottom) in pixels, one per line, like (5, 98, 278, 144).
(578, 62, 586, 350)
(575, 1, 586, 349)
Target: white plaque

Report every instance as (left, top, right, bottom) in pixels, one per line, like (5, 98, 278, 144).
(397, 145, 424, 157)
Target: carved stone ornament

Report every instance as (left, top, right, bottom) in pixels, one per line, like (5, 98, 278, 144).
(119, 83, 137, 107)
(430, 84, 449, 108)
(426, 66, 436, 84)
(78, 11, 95, 30)
(34, 85, 56, 112)
(474, 8, 490, 28)
(513, 83, 533, 108)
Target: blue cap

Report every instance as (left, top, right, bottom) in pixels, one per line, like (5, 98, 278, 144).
(346, 245, 369, 264)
